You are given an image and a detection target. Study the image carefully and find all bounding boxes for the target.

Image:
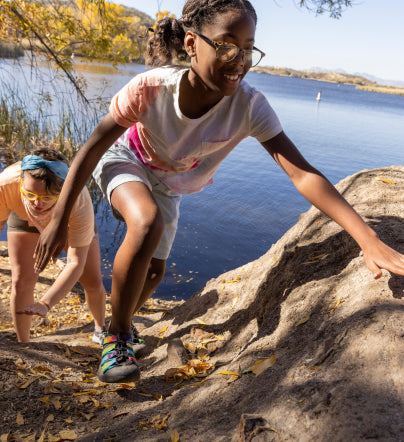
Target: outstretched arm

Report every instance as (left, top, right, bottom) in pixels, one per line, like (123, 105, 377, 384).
(261, 131, 404, 278)
(17, 244, 89, 315)
(34, 113, 126, 273)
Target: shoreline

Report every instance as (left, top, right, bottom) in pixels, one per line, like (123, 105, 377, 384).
(2, 49, 403, 96)
(252, 66, 404, 96)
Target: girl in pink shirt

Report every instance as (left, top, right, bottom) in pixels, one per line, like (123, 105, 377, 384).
(34, 0, 404, 383)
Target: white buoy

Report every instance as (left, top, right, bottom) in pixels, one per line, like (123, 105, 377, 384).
(316, 91, 322, 101)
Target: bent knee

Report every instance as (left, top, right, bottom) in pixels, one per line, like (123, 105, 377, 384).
(79, 274, 104, 292)
(126, 208, 164, 240)
(11, 269, 37, 292)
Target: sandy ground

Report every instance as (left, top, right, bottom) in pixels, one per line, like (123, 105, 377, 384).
(0, 166, 403, 441)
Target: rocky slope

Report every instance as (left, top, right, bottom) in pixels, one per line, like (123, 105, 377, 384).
(0, 166, 403, 441)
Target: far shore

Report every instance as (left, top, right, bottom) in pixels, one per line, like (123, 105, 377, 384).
(1, 47, 403, 97)
(252, 66, 404, 96)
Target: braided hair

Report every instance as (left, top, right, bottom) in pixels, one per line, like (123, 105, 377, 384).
(146, 0, 257, 66)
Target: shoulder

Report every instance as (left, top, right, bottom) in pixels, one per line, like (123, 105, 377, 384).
(129, 66, 187, 89)
(0, 161, 21, 182)
(234, 78, 267, 103)
(0, 162, 22, 185)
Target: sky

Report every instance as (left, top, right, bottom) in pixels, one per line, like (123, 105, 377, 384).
(118, 0, 404, 85)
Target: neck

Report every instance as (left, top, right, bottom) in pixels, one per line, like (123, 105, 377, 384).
(179, 69, 224, 119)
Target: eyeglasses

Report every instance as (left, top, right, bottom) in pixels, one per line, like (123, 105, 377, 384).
(20, 180, 59, 204)
(195, 32, 265, 67)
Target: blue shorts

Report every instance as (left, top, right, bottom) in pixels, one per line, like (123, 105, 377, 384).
(92, 144, 181, 260)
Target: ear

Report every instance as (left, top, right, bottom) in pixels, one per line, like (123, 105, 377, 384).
(184, 31, 197, 58)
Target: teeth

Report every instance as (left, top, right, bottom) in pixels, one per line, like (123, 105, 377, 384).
(224, 74, 239, 81)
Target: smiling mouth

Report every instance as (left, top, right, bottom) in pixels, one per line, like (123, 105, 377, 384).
(224, 73, 240, 82)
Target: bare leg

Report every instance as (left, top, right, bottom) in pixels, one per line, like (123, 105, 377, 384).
(7, 232, 39, 343)
(109, 181, 164, 334)
(78, 234, 106, 331)
(133, 257, 166, 314)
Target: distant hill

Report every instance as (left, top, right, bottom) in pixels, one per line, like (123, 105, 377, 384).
(120, 4, 154, 26)
(252, 66, 404, 96)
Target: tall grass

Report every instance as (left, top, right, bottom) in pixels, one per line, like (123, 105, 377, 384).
(0, 58, 107, 166)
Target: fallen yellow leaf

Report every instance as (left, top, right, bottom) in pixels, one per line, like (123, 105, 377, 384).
(308, 253, 328, 263)
(171, 429, 180, 442)
(59, 430, 77, 440)
(327, 297, 342, 312)
(15, 378, 36, 389)
(295, 315, 310, 327)
(44, 383, 60, 394)
(377, 177, 396, 184)
(15, 359, 27, 370)
(16, 412, 24, 425)
(153, 414, 169, 430)
(113, 411, 129, 419)
(217, 370, 240, 377)
(221, 277, 241, 284)
(191, 377, 211, 387)
(183, 342, 196, 353)
(227, 374, 240, 383)
(158, 326, 168, 335)
(251, 356, 277, 376)
(30, 368, 52, 379)
(50, 398, 61, 410)
(70, 348, 88, 355)
(38, 414, 54, 442)
(165, 360, 215, 383)
(34, 365, 51, 372)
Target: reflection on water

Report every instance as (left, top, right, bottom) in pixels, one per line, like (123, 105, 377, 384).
(1, 59, 404, 300)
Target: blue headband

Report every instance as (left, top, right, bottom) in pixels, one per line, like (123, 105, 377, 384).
(21, 155, 69, 180)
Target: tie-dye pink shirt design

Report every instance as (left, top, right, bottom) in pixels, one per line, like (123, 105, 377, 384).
(109, 66, 282, 194)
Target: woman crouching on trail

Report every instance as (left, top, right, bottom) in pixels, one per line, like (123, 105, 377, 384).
(0, 148, 106, 343)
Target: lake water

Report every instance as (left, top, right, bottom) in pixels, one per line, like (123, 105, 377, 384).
(1, 59, 403, 300)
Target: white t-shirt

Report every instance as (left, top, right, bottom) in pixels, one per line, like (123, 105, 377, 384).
(109, 66, 282, 194)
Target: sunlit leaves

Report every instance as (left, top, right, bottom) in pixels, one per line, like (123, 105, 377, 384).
(1, 0, 153, 69)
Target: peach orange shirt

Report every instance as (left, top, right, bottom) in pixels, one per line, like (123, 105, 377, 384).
(0, 163, 94, 247)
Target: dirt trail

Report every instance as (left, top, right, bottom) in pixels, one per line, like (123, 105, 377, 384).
(1, 166, 403, 441)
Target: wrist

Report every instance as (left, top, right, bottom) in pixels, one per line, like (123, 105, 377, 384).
(39, 300, 51, 312)
(356, 226, 379, 251)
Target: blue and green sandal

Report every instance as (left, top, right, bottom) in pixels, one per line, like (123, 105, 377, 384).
(97, 332, 140, 383)
(132, 324, 146, 355)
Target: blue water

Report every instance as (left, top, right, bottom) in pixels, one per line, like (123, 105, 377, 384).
(1, 60, 403, 300)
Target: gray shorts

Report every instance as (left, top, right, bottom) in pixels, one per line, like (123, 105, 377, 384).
(92, 144, 181, 260)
